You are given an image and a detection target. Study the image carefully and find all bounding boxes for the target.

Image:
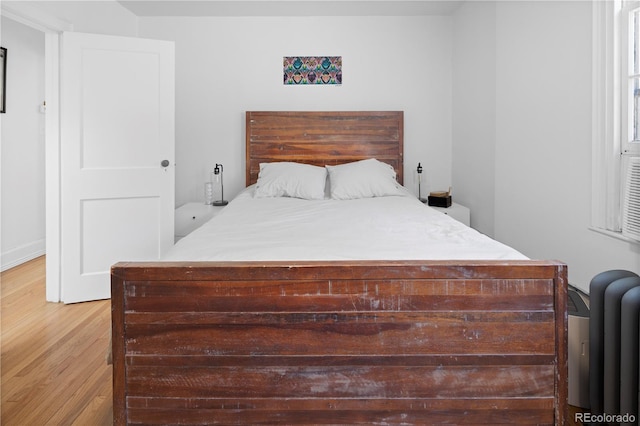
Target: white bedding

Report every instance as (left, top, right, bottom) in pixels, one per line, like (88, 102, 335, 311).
(164, 186, 527, 261)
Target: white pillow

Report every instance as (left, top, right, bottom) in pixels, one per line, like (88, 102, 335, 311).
(326, 158, 405, 200)
(254, 162, 327, 200)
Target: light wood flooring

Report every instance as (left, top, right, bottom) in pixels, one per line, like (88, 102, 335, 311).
(1, 256, 113, 425)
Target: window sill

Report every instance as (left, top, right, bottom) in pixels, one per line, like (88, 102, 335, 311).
(589, 227, 640, 245)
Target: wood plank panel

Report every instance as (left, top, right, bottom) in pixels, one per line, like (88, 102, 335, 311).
(123, 277, 555, 296)
(125, 365, 554, 398)
(112, 260, 563, 281)
(246, 111, 404, 185)
(112, 260, 568, 425)
(127, 403, 555, 426)
(125, 354, 558, 367)
(125, 291, 554, 312)
(124, 311, 555, 356)
(125, 293, 554, 312)
(127, 396, 556, 411)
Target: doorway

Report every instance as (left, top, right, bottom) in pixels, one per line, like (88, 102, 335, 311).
(0, 18, 46, 272)
(1, 3, 70, 301)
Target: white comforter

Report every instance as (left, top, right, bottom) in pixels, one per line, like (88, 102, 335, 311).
(164, 187, 527, 261)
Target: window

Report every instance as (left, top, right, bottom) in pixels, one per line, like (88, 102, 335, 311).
(592, 0, 640, 241)
(622, 1, 640, 155)
(622, 2, 640, 241)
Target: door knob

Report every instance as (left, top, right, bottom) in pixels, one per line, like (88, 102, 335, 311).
(161, 160, 170, 167)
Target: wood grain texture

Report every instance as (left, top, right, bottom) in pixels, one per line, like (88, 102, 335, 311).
(1, 256, 112, 426)
(112, 260, 568, 425)
(245, 111, 404, 185)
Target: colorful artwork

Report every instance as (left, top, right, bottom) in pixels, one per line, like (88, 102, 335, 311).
(284, 56, 342, 85)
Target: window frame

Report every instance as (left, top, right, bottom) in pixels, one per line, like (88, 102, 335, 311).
(592, 0, 621, 234)
(592, 0, 640, 242)
(589, 0, 638, 244)
(621, 0, 640, 155)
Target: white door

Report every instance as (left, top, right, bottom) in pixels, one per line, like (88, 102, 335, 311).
(60, 32, 175, 304)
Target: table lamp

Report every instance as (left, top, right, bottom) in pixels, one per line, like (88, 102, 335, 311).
(212, 163, 228, 206)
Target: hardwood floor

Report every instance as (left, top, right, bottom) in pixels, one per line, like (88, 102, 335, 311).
(1, 256, 113, 425)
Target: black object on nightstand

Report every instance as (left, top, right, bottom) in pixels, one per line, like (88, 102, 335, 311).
(428, 190, 452, 207)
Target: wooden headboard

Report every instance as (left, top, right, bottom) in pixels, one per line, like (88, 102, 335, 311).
(246, 111, 404, 186)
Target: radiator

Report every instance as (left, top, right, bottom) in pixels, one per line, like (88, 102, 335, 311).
(590, 270, 640, 421)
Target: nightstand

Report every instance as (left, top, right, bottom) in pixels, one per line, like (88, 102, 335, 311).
(430, 202, 471, 227)
(175, 202, 226, 241)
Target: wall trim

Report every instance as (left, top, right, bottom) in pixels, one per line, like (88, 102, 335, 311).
(1, 239, 46, 272)
(1, 2, 72, 33)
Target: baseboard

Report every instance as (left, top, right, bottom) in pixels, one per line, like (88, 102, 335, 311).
(1, 239, 46, 272)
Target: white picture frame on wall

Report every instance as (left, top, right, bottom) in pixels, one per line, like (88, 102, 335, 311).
(0, 47, 6, 113)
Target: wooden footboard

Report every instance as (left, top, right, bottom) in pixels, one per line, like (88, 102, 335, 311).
(111, 260, 567, 425)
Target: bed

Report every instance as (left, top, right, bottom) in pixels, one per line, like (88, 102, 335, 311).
(111, 111, 567, 425)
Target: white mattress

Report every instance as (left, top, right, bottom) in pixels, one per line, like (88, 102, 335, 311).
(164, 187, 527, 261)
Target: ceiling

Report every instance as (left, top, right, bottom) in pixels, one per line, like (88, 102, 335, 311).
(116, 0, 465, 17)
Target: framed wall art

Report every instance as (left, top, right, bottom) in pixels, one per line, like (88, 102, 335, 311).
(284, 56, 342, 85)
(0, 47, 6, 113)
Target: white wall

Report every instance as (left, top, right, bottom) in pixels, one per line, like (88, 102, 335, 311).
(454, 1, 639, 292)
(139, 16, 454, 206)
(0, 17, 46, 270)
(452, 1, 496, 236)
